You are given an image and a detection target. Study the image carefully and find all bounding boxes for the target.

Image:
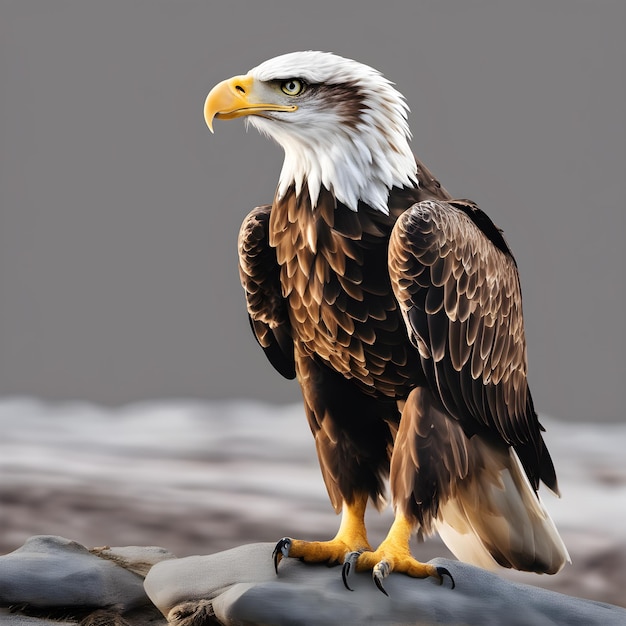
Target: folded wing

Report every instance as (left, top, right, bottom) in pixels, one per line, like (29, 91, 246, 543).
(389, 199, 556, 492)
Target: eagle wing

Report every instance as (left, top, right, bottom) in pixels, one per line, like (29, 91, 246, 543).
(238, 205, 295, 380)
(388, 199, 557, 493)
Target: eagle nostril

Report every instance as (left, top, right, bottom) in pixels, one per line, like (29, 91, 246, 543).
(235, 84, 246, 94)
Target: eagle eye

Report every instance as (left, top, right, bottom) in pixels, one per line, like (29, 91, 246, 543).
(280, 79, 305, 96)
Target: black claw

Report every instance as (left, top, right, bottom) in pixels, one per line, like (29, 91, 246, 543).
(373, 571, 389, 597)
(341, 551, 361, 591)
(436, 565, 455, 589)
(373, 561, 391, 597)
(272, 547, 280, 574)
(272, 537, 291, 574)
(341, 561, 353, 591)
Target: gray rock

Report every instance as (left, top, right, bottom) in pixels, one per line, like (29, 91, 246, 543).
(90, 545, 176, 578)
(145, 542, 626, 626)
(0, 607, 166, 625)
(0, 611, 74, 625)
(0, 536, 155, 611)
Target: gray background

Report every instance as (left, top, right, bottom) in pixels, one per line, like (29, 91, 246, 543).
(0, 1, 623, 422)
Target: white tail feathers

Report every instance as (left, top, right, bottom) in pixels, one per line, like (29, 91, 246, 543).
(434, 440, 570, 574)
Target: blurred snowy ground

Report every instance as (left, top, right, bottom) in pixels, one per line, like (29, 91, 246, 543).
(1, 398, 625, 607)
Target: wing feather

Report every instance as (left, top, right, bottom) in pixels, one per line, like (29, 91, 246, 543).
(389, 200, 557, 492)
(238, 205, 295, 379)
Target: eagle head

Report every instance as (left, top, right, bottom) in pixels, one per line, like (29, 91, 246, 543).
(204, 51, 417, 213)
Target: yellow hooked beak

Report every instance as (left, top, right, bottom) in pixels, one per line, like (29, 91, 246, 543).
(204, 75, 298, 133)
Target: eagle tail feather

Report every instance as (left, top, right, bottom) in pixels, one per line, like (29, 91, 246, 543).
(435, 443, 570, 574)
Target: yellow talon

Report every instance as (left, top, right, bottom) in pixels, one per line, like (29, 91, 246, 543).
(342, 514, 455, 594)
(273, 496, 372, 569)
(273, 502, 455, 594)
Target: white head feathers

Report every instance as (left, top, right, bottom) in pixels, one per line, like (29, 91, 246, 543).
(246, 51, 417, 214)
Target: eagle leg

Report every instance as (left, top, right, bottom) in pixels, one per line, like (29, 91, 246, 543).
(273, 495, 372, 571)
(341, 513, 455, 595)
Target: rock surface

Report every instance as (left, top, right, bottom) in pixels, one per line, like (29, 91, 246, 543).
(145, 542, 626, 626)
(2, 536, 626, 625)
(0, 536, 172, 625)
(0, 616, 74, 626)
(0, 536, 148, 610)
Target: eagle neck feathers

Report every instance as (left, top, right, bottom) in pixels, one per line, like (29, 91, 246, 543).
(275, 129, 417, 216)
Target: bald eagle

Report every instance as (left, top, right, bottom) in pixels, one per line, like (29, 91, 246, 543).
(204, 51, 569, 593)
